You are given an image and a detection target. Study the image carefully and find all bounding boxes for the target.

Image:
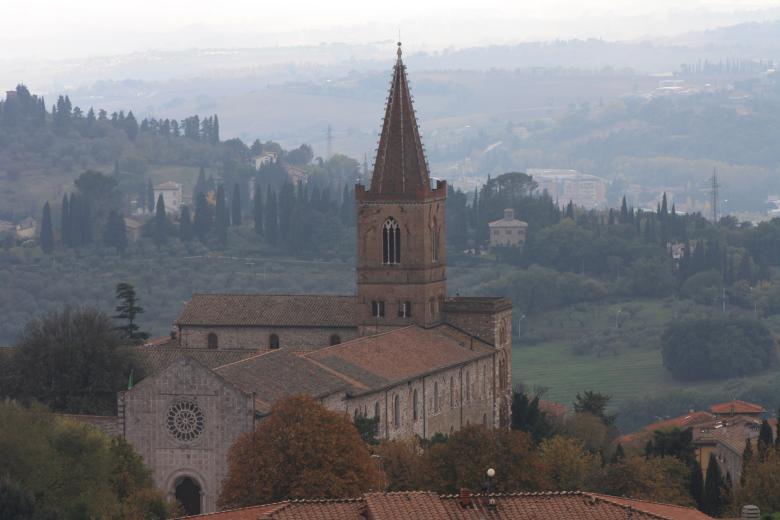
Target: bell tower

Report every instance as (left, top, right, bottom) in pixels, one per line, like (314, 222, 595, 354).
(355, 43, 447, 335)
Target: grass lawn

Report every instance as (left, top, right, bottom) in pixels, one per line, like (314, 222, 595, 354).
(512, 298, 780, 409)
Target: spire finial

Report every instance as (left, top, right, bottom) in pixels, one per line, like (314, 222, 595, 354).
(397, 40, 402, 59)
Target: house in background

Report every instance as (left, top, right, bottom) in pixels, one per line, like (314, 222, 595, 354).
(488, 209, 528, 249)
(529, 168, 607, 209)
(15, 217, 37, 239)
(154, 181, 183, 214)
(252, 152, 277, 170)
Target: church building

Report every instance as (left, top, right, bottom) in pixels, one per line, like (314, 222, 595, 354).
(118, 43, 513, 516)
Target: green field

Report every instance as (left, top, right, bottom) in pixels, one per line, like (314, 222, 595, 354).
(512, 299, 780, 410)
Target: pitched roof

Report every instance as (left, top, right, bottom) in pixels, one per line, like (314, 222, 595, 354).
(175, 294, 356, 328)
(211, 325, 494, 412)
(618, 411, 716, 444)
(708, 400, 765, 415)
(214, 350, 357, 413)
(305, 325, 494, 394)
(131, 347, 262, 375)
(369, 43, 431, 198)
(177, 491, 713, 520)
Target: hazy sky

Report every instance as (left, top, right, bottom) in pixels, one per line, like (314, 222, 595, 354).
(2, 0, 780, 60)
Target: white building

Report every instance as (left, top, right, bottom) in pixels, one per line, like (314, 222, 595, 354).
(488, 209, 528, 248)
(528, 169, 607, 210)
(154, 181, 183, 214)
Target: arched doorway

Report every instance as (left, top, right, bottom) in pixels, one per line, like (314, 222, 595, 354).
(175, 476, 202, 516)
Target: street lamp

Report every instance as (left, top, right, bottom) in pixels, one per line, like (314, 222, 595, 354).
(485, 468, 497, 510)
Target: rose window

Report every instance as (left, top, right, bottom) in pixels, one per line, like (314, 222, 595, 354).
(166, 401, 205, 442)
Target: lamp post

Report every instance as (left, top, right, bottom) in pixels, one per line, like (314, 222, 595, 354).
(485, 468, 497, 510)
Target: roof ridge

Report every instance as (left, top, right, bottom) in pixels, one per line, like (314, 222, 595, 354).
(587, 492, 700, 511)
(305, 325, 418, 355)
(585, 493, 680, 520)
(213, 348, 280, 370)
(175, 501, 290, 519)
(299, 355, 371, 392)
(189, 293, 355, 298)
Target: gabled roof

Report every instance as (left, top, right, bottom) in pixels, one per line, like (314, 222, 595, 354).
(176, 491, 714, 520)
(618, 411, 715, 444)
(306, 325, 493, 394)
(369, 43, 431, 198)
(708, 400, 765, 415)
(210, 324, 494, 412)
(175, 294, 356, 328)
(130, 347, 262, 375)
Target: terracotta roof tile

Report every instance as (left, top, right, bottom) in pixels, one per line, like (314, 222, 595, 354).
(175, 294, 356, 328)
(618, 411, 715, 444)
(177, 502, 289, 519)
(214, 350, 356, 412)
(708, 400, 765, 415)
(131, 347, 262, 375)
(305, 325, 494, 393)
(178, 492, 713, 520)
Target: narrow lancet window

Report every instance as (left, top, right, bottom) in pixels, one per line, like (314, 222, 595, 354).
(382, 218, 401, 264)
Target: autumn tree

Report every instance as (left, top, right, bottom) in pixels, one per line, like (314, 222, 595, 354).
(539, 436, 599, 491)
(737, 451, 780, 513)
(599, 455, 695, 506)
(218, 395, 380, 508)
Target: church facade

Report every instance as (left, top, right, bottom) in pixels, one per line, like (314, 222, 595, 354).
(119, 44, 513, 516)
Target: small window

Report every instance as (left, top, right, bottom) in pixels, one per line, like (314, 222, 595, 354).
(432, 228, 439, 262)
(329, 334, 341, 346)
(434, 382, 439, 413)
(269, 334, 280, 349)
(375, 401, 380, 419)
(207, 333, 218, 349)
(398, 301, 412, 318)
(394, 395, 400, 429)
(465, 371, 471, 402)
(413, 389, 419, 421)
(371, 300, 385, 318)
(450, 377, 454, 408)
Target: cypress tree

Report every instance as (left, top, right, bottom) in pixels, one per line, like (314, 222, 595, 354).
(253, 184, 263, 235)
(193, 167, 206, 200)
(211, 114, 220, 144)
(776, 409, 780, 451)
(193, 192, 211, 242)
(758, 419, 773, 458)
(564, 200, 574, 219)
(81, 200, 93, 245)
(702, 453, 724, 516)
(154, 194, 167, 245)
(231, 183, 242, 227)
(690, 460, 704, 509)
(39, 201, 54, 253)
(179, 205, 193, 242)
(103, 211, 127, 252)
(610, 443, 625, 464)
(60, 195, 71, 247)
(620, 195, 628, 223)
(265, 186, 278, 245)
(146, 179, 155, 214)
(215, 184, 228, 245)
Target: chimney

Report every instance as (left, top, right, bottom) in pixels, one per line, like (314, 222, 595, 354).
(503, 208, 514, 221)
(742, 505, 760, 520)
(459, 488, 472, 508)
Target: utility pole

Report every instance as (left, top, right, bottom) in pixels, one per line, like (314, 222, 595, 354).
(326, 125, 333, 159)
(711, 168, 720, 223)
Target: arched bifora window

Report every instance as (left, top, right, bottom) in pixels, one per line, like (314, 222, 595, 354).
(207, 333, 218, 349)
(269, 334, 280, 349)
(382, 217, 401, 264)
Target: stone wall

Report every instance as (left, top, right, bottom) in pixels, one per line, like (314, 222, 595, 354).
(120, 356, 254, 514)
(328, 353, 497, 441)
(178, 325, 358, 350)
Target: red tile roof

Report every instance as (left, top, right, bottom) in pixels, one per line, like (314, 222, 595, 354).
(177, 491, 714, 520)
(175, 294, 356, 328)
(538, 400, 567, 419)
(306, 325, 494, 393)
(618, 411, 715, 444)
(708, 400, 765, 415)
(177, 503, 288, 519)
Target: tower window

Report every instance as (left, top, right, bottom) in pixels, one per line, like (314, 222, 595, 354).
(207, 333, 218, 349)
(329, 334, 341, 346)
(413, 389, 419, 421)
(434, 382, 439, 413)
(394, 394, 400, 428)
(269, 334, 280, 349)
(371, 300, 385, 318)
(398, 301, 412, 318)
(382, 218, 401, 264)
(432, 227, 439, 262)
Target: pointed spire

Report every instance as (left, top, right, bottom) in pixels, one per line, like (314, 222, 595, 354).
(369, 42, 431, 197)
